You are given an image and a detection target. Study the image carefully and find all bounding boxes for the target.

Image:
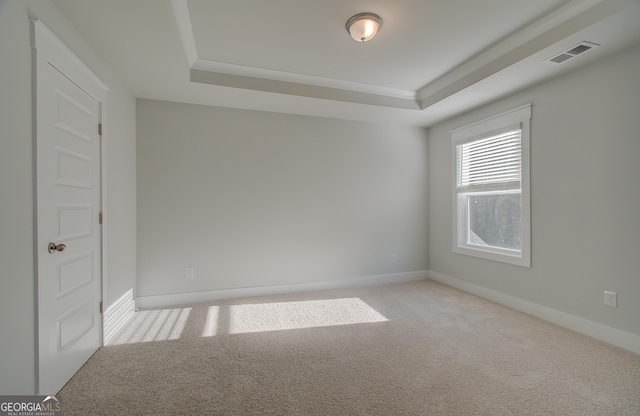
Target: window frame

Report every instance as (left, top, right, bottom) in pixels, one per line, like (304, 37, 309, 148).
(451, 104, 531, 267)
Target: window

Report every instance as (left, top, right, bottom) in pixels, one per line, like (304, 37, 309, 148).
(451, 105, 531, 267)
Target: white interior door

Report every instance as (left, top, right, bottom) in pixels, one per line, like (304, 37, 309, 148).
(34, 20, 105, 394)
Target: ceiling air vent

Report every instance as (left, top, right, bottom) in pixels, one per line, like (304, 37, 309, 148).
(546, 41, 599, 64)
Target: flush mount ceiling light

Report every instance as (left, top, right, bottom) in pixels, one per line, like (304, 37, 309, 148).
(346, 13, 382, 43)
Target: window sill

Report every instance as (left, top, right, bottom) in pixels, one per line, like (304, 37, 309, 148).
(453, 244, 530, 268)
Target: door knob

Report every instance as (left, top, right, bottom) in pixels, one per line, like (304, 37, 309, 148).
(48, 242, 67, 253)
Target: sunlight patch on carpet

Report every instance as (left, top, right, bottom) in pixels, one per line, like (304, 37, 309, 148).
(108, 307, 192, 345)
(202, 298, 388, 337)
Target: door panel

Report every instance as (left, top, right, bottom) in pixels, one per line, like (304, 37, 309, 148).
(57, 252, 94, 298)
(37, 59, 102, 394)
(57, 205, 94, 240)
(58, 300, 95, 351)
(56, 148, 93, 189)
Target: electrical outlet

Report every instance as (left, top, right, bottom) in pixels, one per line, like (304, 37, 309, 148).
(391, 253, 398, 263)
(185, 267, 194, 279)
(604, 291, 617, 308)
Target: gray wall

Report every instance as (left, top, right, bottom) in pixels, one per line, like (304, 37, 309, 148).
(137, 100, 429, 297)
(0, 0, 136, 394)
(428, 43, 640, 337)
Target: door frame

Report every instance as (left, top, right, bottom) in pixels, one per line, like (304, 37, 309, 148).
(31, 19, 109, 394)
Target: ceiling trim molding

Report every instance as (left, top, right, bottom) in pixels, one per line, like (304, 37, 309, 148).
(170, 0, 198, 67)
(191, 59, 417, 100)
(417, 0, 621, 109)
(190, 69, 421, 109)
(171, 0, 622, 111)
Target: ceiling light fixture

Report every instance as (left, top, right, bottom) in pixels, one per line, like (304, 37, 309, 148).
(346, 13, 381, 43)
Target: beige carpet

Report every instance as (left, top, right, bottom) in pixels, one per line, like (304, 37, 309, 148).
(59, 280, 640, 415)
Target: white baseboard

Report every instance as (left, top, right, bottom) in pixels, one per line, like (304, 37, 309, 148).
(428, 270, 640, 355)
(103, 288, 135, 345)
(136, 270, 429, 309)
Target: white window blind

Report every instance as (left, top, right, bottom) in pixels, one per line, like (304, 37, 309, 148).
(456, 127, 522, 191)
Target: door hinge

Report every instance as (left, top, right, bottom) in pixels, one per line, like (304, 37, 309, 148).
(98, 123, 103, 136)
(99, 301, 103, 314)
(99, 212, 103, 225)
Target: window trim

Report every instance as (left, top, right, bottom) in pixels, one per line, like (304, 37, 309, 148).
(451, 104, 531, 267)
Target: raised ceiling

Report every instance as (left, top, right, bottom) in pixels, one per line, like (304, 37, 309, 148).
(53, 0, 640, 127)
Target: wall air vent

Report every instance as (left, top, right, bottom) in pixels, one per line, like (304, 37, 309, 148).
(546, 41, 599, 64)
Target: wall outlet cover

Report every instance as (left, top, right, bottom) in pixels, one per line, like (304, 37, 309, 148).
(185, 267, 194, 279)
(604, 291, 617, 308)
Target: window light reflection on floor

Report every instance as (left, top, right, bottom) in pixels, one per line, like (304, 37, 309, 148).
(108, 307, 192, 345)
(202, 297, 388, 337)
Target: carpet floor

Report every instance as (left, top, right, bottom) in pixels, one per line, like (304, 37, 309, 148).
(59, 280, 640, 415)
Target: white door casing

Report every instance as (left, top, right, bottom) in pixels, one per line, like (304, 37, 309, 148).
(33, 20, 107, 394)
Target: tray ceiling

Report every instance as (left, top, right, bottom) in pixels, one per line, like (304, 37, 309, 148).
(53, 0, 640, 126)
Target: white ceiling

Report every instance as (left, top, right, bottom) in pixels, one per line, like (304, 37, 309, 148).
(53, 0, 640, 127)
